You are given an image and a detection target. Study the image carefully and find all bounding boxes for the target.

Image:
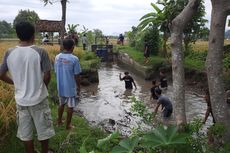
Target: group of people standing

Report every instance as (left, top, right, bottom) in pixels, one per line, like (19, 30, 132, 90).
(119, 69, 173, 120)
(0, 22, 81, 153)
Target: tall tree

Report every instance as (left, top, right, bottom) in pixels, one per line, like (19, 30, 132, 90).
(139, 0, 207, 56)
(13, 9, 39, 27)
(0, 20, 14, 38)
(138, 1, 172, 57)
(169, 0, 201, 127)
(206, 0, 230, 142)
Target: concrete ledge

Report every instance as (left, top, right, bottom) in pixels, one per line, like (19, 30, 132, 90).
(117, 52, 154, 80)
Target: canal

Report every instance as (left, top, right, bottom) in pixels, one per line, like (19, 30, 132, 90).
(76, 63, 211, 135)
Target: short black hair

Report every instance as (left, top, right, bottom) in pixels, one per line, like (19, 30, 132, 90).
(155, 88, 162, 95)
(63, 39, 75, 50)
(16, 22, 35, 41)
(152, 80, 156, 85)
(124, 71, 129, 75)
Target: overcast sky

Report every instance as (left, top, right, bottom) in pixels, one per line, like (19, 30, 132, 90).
(0, 0, 229, 35)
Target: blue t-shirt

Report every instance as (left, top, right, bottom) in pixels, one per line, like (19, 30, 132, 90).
(55, 53, 81, 97)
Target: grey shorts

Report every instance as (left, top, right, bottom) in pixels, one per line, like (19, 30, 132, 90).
(16, 99, 55, 141)
(59, 96, 78, 108)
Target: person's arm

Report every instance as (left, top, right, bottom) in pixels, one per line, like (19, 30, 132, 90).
(43, 71, 51, 87)
(0, 51, 13, 84)
(75, 74, 81, 96)
(119, 73, 123, 81)
(133, 80, 137, 89)
(0, 72, 13, 84)
(153, 102, 161, 117)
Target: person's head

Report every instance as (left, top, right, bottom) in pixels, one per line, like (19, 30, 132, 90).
(83, 34, 86, 37)
(155, 88, 162, 96)
(15, 22, 35, 42)
(63, 39, 75, 52)
(124, 71, 129, 76)
(152, 80, 156, 85)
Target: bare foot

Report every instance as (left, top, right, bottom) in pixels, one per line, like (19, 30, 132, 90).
(66, 125, 75, 130)
(56, 119, 65, 126)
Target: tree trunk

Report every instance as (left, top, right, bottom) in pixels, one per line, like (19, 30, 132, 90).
(206, 0, 230, 142)
(170, 0, 201, 127)
(162, 32, 169, 57)
(60, 0, 67, 51)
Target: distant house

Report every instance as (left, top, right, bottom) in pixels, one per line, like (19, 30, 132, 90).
(36, 20, 63, 44)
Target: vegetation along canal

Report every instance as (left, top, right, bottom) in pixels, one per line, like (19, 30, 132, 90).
(76, 63, 211, 135)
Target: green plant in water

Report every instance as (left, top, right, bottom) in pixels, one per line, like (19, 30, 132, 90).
(131, 97, 153, 124)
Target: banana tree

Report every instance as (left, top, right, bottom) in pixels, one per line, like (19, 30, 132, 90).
(67, 24, 79, 33)
(138, 0, 172, 57)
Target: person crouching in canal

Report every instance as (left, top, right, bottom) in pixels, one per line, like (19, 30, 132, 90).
(119, 71, 137, 90)
(153, 88, 173, 122)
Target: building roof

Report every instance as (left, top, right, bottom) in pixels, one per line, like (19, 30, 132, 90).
(36, 20, 63, 32)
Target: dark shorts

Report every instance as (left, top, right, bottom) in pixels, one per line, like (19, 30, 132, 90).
(144, 52, 150, 58)
(163, 108, 173, 118)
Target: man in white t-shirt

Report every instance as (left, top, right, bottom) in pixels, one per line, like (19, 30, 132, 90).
(0, 22, 55, 153)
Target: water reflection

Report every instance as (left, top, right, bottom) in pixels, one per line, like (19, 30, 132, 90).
(76, 63, 211, 135)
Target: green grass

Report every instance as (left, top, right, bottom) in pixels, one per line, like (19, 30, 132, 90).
(184, 58, 205, 71)
(117, 45, 166, 67)
(117, 45, 207, 72)
(0, 103, 107, 153)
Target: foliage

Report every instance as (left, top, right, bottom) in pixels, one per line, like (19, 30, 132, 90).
(0, 20, 15, 38)
(138, 0, 208, 55)
(13, 9, 40, 27)
(111, 136, 140, 153)
(67, 24, 79, 33)
(184, 51, 207, 71)
(126, 26, 139, 47)
(131, 97, 153, 124)
(97, 131, 120, 152)
(1, 104, 107, 153)
(141, 125, 188, 150)
(143, 26, 160, 55)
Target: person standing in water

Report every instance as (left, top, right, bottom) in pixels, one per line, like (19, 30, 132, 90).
(119, 71, 137, 90)
(153, 88, 173, 119)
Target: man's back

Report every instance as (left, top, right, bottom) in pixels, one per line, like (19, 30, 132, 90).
(3, 45, 50, 106)
(55, 53, 81, 97)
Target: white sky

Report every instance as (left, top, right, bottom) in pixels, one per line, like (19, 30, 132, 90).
(0, 0, 229, 35)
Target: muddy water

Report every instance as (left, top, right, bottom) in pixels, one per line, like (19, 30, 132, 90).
(76, 63, 211, 135)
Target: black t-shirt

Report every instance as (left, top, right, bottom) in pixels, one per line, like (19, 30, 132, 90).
(150, 86, 159, 100)
(122, 75, 134, 89)
(160, 76, 168, 88)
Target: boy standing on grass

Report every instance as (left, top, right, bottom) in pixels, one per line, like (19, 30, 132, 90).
(0, 22, 55, 153)
(55, 39, 81, 130)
